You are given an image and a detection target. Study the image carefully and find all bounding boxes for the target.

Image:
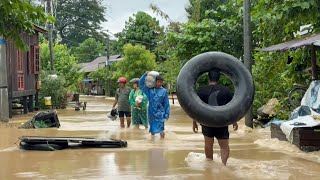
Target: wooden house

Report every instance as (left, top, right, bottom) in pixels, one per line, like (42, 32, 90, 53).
(5, 26, 46, 118)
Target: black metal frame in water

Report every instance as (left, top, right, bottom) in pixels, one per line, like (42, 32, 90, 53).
(19, 136, 128, 151)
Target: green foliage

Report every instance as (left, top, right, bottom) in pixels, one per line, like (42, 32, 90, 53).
(34, 120, 49, 128)
(115, 11, 164, 54)
(157, 57, 181, 92)
(273, 98, 291, 120)
(113, 44, 157, 81)
(40, 41, 83, 91)
(158, 0, 319, 120)
(89, 67, 107, 83)
(165, 0, 243, 63)
(39, 71, 67, 107)
(185, 0, 231, 22)
(0, 0, 52, 49)
(72, 38, 106, 63)
(55, 0, 107, 46)
(88, 66, 118, 96)
(251, 0, 320, 118)
(252, 0, 320, 47)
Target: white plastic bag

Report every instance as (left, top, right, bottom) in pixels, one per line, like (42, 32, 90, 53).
(135, 95, 143, 103)
(145, 71, 159, 88)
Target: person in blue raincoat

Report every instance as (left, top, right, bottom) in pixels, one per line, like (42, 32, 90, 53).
(139, 73, 170, 139)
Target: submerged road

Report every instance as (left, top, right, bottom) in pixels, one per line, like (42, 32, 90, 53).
(0, 95, 320, 179)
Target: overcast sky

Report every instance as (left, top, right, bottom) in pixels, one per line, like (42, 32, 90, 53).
(101, 0, 190, 37)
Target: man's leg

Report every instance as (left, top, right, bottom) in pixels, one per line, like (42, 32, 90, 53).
(160, 132, 165, 139)
(120, 117, 125, 128)
(126, 116, 131, 128)
(204, 136, 214, 160)
(217, 139, 230, 166)
(118, 111, 125, 128)
(125, 112, 131, 128)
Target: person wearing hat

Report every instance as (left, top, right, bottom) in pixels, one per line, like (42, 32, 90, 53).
(129, 78, 148, 129)
(112, 77, 132, 128)
(192, 68, 238, 166)
(139, 72, 170, 139)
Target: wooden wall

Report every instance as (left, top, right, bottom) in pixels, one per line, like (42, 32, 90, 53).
(6, 32, 40, 98)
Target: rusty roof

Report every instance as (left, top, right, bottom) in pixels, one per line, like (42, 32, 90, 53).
(34, 25, 47, 33)
(260, 33, 320, 52)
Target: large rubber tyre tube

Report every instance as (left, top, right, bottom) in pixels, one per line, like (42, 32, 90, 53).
(176, 52, 254, 127)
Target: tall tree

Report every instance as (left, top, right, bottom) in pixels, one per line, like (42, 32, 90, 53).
(115, 11, 164, 53)
(40, 41, 83, 90)
(113, 44, 157, 81)
(185, 0, 230, 21)
(253, 0, 320, 47)
(167, 3, 243, 62)
(55, 0, 107, 47)
(0, 0, 51, 49)
(72, 38, 106, 63)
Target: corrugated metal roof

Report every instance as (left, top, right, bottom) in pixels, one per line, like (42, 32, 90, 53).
(81, 55, 122, 73)
(260, 34, 320, 52)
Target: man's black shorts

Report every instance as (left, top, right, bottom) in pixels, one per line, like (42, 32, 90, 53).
(201, 125, 229, 139)
(118, 111, 131, 118)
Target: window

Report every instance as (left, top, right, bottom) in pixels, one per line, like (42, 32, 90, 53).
(17, 49, 24, 90)
(29, 45, 40, 74)
(34, 45, 40, 74)
(18, 72, 24, 90)
(29, 46, 34, 74)
(17, 50, 23, 73)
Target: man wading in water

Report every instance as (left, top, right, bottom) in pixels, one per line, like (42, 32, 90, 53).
(193, 69, 238, 166)
(112, 77, 132, 128)
(140, 73, 170, 139)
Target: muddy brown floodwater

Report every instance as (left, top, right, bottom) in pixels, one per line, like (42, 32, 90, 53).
(1, 95, 320, 180)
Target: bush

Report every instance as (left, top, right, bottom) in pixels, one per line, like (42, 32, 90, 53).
(39, 71, 68, 108)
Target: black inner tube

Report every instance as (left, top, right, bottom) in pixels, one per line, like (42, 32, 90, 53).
(176, 52, 254, 127)
(19, 141, 68, 151)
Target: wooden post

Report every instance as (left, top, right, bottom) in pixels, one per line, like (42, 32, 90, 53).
(0, 35, 9, 120)
(243, 0, 254, 128)
(23, 96, 28, 114)
(28, 95, 34, 112)
(9, 98, 12, 118)
(47, 0, 54, 72)
(311, 45, 317, 80)
(35, 92, 39, 110)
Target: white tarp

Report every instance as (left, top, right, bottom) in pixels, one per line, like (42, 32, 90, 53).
(280, 80, 320, 142)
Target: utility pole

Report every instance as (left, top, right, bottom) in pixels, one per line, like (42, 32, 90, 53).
(0, 36, 9, 121)
(106, 37, 111, 96)
(47, 0, 54, 72)
(244, 0, 254, 128)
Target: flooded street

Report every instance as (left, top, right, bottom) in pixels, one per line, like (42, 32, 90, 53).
(1, 96, 320, 180)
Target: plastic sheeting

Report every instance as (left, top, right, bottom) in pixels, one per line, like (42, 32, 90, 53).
(280, 81, 320, 142)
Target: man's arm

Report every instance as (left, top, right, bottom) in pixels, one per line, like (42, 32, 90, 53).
(233, 122, 238, 131)
(163, 90, 170, 119)
(112, 90, 118, 109)
(193, 120, 198, 133)
(139, 73, 150, 99)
